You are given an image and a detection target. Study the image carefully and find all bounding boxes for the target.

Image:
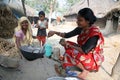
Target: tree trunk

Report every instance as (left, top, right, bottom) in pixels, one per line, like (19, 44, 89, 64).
(48, 0, 56, 26)
(21, 0, 26, 16)
(111, 53, 120, 80)
(87, 0, 89, 7)
(48, 2, 53, 26)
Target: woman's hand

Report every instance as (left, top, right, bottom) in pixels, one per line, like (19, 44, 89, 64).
(66, 43, 70, 48)
(48, 31, 56, 37)
(59, 55, 64, 61)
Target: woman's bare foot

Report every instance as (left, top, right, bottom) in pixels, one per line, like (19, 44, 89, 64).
(78, 70, 89, 80)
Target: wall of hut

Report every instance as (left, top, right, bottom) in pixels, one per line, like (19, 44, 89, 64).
(95, 17, 107, 28)
(28, 16, 39, 24)
(64, 14, 77, 22)
(64, 14, 107, 28)
(102, 10, 120, 35)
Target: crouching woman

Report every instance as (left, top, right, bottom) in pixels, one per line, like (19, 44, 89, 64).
(14, 16, 33, 48)
(48, 8, 104, 79)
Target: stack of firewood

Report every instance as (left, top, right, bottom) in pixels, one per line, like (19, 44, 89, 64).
(0, 38, 20, 59)
(0, 3, 18, 38)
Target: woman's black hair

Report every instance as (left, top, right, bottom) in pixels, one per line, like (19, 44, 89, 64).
(78, 8, 97, 25)
(38, 11, 45, 16)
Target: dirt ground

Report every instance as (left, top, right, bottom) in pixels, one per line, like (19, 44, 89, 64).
(0, 22, 120, 80)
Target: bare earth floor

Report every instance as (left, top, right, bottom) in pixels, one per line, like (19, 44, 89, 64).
(0, 23, 120, 80)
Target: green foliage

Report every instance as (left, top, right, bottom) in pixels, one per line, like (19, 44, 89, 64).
(25, 0, 58, 14)
(66, 0, 81, 7)
(24, 0, 81, 14)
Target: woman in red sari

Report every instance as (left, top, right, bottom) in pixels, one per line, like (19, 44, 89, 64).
(48, 8, 104, 79)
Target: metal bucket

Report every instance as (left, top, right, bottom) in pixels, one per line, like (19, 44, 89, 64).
(20, 45, 44, 61)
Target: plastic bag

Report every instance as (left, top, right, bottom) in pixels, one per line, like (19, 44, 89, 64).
(32, 24, 38, 37)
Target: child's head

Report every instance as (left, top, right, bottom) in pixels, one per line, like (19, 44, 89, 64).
(59, 38, 66, 46)
(38, 11, 45, 21)
(77, 8, 97, 28)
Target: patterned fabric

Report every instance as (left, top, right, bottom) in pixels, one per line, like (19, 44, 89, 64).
(62, 26, 104, 71)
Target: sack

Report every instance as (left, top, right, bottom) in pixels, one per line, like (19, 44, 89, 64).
(44, 38, 52, 57)
(20, 45, 44, 61)
(32, 26, 38, 37)
(44, 43, 52, 57)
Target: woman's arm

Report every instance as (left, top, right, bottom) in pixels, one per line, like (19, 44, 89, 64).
(81, 36, 99, 54)
(48, 31, 66, 37)
(67, 43, 85, 54)
(67, 36, 99, 54)
(64, 27, 82, 38)
(48, 27, 82, 38)
(15, 36, 21, 48)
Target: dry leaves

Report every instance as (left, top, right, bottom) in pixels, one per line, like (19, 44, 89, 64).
(0, 38, 20, 59)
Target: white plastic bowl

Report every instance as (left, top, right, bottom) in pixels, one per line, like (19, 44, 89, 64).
(47, 77, 64, 80)
(65, 77, 80, 80)
(47, 77, 80, 80)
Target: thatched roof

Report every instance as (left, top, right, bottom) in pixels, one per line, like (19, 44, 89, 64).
(105, 2, 120, 17)
(0, 0, 25, 18)
(64, 0, 120, 18)
(1, 0, 38, 17)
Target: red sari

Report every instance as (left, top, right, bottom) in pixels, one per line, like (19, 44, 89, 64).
(62, 26, 104, 71)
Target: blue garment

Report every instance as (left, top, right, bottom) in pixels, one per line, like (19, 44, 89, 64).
(65, 67, 77, 77)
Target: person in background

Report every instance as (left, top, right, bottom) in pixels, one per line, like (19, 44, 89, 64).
(36, 11, 48, 47)
(48, 8, 104, 79)
(14, 16, 33, 48)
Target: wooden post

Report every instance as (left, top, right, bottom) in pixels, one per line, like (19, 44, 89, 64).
(117, 16, 120, 33)
(111, 53, 120, 80)
(103, 19, 114, 35)
(48, 0, 56, 26)
(21, 0, 26, 16)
